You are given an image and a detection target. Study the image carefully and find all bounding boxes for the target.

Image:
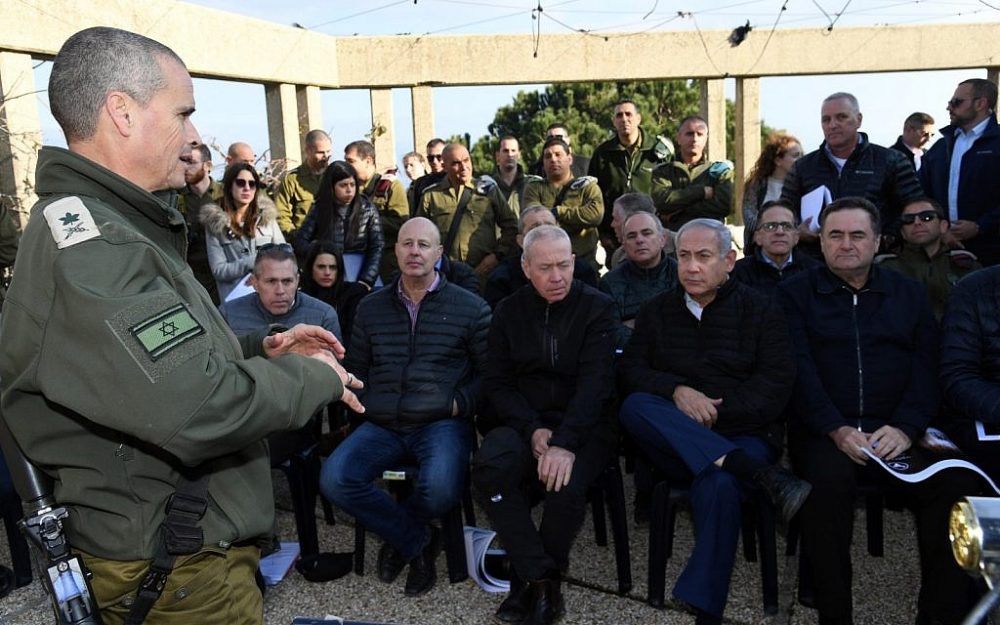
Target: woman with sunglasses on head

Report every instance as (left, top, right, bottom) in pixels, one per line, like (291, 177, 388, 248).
(742, 133, 803, 252)
(300, 242, 368, 350)
(202, 162, 285, 300)
(294, 161, 384, 291)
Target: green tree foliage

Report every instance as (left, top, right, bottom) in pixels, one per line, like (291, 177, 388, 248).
(458, 80, 773, 175)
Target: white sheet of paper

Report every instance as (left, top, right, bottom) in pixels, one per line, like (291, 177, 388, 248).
(224, 273, 255, 302)
(800, 185, 832, 232)
(976, 420, 1000, 442)
(862, 448, 1000, 495)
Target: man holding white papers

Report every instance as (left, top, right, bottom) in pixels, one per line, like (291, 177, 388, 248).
(781, 92, 923, 255)
(778, 197, 978, 625)
(941, 265, 1000, 481)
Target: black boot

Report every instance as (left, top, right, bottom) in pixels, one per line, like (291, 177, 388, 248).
(495, 568, 530, 623)
(753, 465, 812, 524)
(377, 542, 407, 583)
(523, 575, 565, 625)
(404, 526, 441, 597)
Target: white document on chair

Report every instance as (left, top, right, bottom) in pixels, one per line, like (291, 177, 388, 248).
(801, 185, 832, 232)
(862, 448, 1000, 495)
(464, 526, 510, 593)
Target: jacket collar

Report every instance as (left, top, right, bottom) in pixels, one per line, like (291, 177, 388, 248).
(939, 116, 999, 142)
(815, 264, 889, 294)
(820, 132, 870, 164)
(253, 291, 301, 322)
(623, 252, 671, 278)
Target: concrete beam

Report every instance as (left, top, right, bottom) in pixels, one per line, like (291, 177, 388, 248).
(0, 51, 41, 228)
(296, 85, 324, 153)
(265, 83, 300, 170)
(0, 2, 996, 87)
(411, 85, 435, 154)
(370, 89, 396, 170)
(734, 77, 761, 223)
(700, 79, 726, 162)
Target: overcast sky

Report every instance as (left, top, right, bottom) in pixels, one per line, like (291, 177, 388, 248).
(31, 0, 1000, 173)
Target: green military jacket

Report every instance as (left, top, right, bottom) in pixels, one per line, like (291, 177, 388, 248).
(491, 165, 529, 216)
(878, 243, 981, 320)
(361, 173, 409, 282)
(176, 179, 223, 228)
(0, 147, 341, 560)
(418, 176, 517, 268)
(651, 157, 735, 230)
(588, 128, 670, 235)
(275, 165, 324, 237)
(521, 175, 604, 270)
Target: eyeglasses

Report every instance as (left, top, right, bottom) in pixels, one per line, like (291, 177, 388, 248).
(900, 210, 940, 225)
(758, 221, 796, 233)
(426, 154, 444, 162)
(234, 178, 257, 189)
(255, 243, 294, 259)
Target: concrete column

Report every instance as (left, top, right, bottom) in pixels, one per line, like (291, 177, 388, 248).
(700, 78, 726, 162)
(370, 88, 395, 170)
(0, 51, 42, 228)
(265, 82, 300, 171)
(295, 85, 324, 152)
(411, 85, 435, 154)
(989, 67, 999, 121)
(734, 77, 761, 223)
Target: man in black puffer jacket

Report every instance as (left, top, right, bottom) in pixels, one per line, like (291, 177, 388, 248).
(320, 217, 491, 598)
(473, 225, 617, 625)
(781, 92, 923, 255)
(618, 218, 806, 625)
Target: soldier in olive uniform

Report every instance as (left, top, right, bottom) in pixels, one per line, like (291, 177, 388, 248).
(522, 137, 604, 272)
(274, 129, 333, 238)
(418, 143, 518, 279)
(345, 140, 409, 283)
(878, 197, 981, 320)
(0, 27, 363, 625)
(651, 116, 735, 231)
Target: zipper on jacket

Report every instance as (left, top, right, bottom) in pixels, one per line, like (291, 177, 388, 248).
(851, 291, 864, 430)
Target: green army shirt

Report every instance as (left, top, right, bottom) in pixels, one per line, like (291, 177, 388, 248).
(418, 176, 517, 268)
(275, 165, 324, 237)
(651, 158, 735, 230)
(361, 173, 409, 282)
(521, 175, 604, 270)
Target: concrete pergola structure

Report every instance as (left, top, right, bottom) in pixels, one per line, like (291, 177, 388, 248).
(1, 0, 998, 228)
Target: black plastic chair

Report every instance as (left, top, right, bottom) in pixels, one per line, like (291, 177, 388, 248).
(646, 480, 779, 615)
(586, 459, 633, 595)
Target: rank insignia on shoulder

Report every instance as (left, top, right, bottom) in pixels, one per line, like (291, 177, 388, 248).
(130, 303, 205, 361)
(569, 176, 597, 191)
(476, 175, 497, 195)
(43, 197, 101, 249)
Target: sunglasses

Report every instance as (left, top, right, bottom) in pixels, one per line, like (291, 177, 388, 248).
(758, 221, 796, 233)
(948, 95, 982, 108)
(234, 178, 257, 189)
(255, 242, 294, 259)
(900, 210, 940, 225)
(426, 154, 444, 162)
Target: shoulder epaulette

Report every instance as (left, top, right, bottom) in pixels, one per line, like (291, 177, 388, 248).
(569, 176, 598, 191)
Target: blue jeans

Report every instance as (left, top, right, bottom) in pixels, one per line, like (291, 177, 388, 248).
(320, 419, 472, 560)
(620, 392, 776, 618)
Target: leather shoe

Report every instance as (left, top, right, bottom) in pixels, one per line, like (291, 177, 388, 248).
(404, 526, 441, 596)
(295, 552, 354, 582)
(754, 465, 812, 524)
(523, 575, 565, 625)
(495, 569, 530, 623)
(377, 542, 407, 583)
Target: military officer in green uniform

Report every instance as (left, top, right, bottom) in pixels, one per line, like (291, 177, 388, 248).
(522, 137, 604, 271)
(274, 129, 332, 238)
(878, 197, 981, 320)
(492, 135, 529, 217)
(176, 143, 223, 303)
(345, 139, 409, 282)
(418, 143, 518, 279)
(0, 27, 363, 625)
(651, 115, 734, 231)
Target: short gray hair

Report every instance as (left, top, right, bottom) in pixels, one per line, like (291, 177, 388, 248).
(623, 211, 664, 235)
(50, 27, 183, 142)
(522, 225, 570, 263)
(518, 204, 554, 233)
(823, 92, 860, 115)
(305, 129, 332, 147)
(613, 192, 655, 217)
(676, 218, 731, 255)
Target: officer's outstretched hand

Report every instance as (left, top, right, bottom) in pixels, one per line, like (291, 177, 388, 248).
(264, 324, 347, 361)
(309, 351, 365, 414)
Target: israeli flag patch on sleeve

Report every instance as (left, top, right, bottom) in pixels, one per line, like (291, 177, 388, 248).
(43, 196, 101, 249)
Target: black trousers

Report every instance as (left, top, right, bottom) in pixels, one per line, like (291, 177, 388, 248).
(472, 424, 615, 581)
(790, 430, 980, 625)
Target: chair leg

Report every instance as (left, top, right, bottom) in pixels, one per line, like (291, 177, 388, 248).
(591, 484, 608, 547)
(353, 521, 366, 575)
(602, 462, 633, 595)
(866, 492, 884, 557)
(785, 517, 800, 556)
(756, 495, 779, 615)
(647, 481, 670, 608)
(286, 456, 320, 557)
(462, 482, 477, 527)
(442, 507, 469, 583)
(741, 500, 758, 563)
